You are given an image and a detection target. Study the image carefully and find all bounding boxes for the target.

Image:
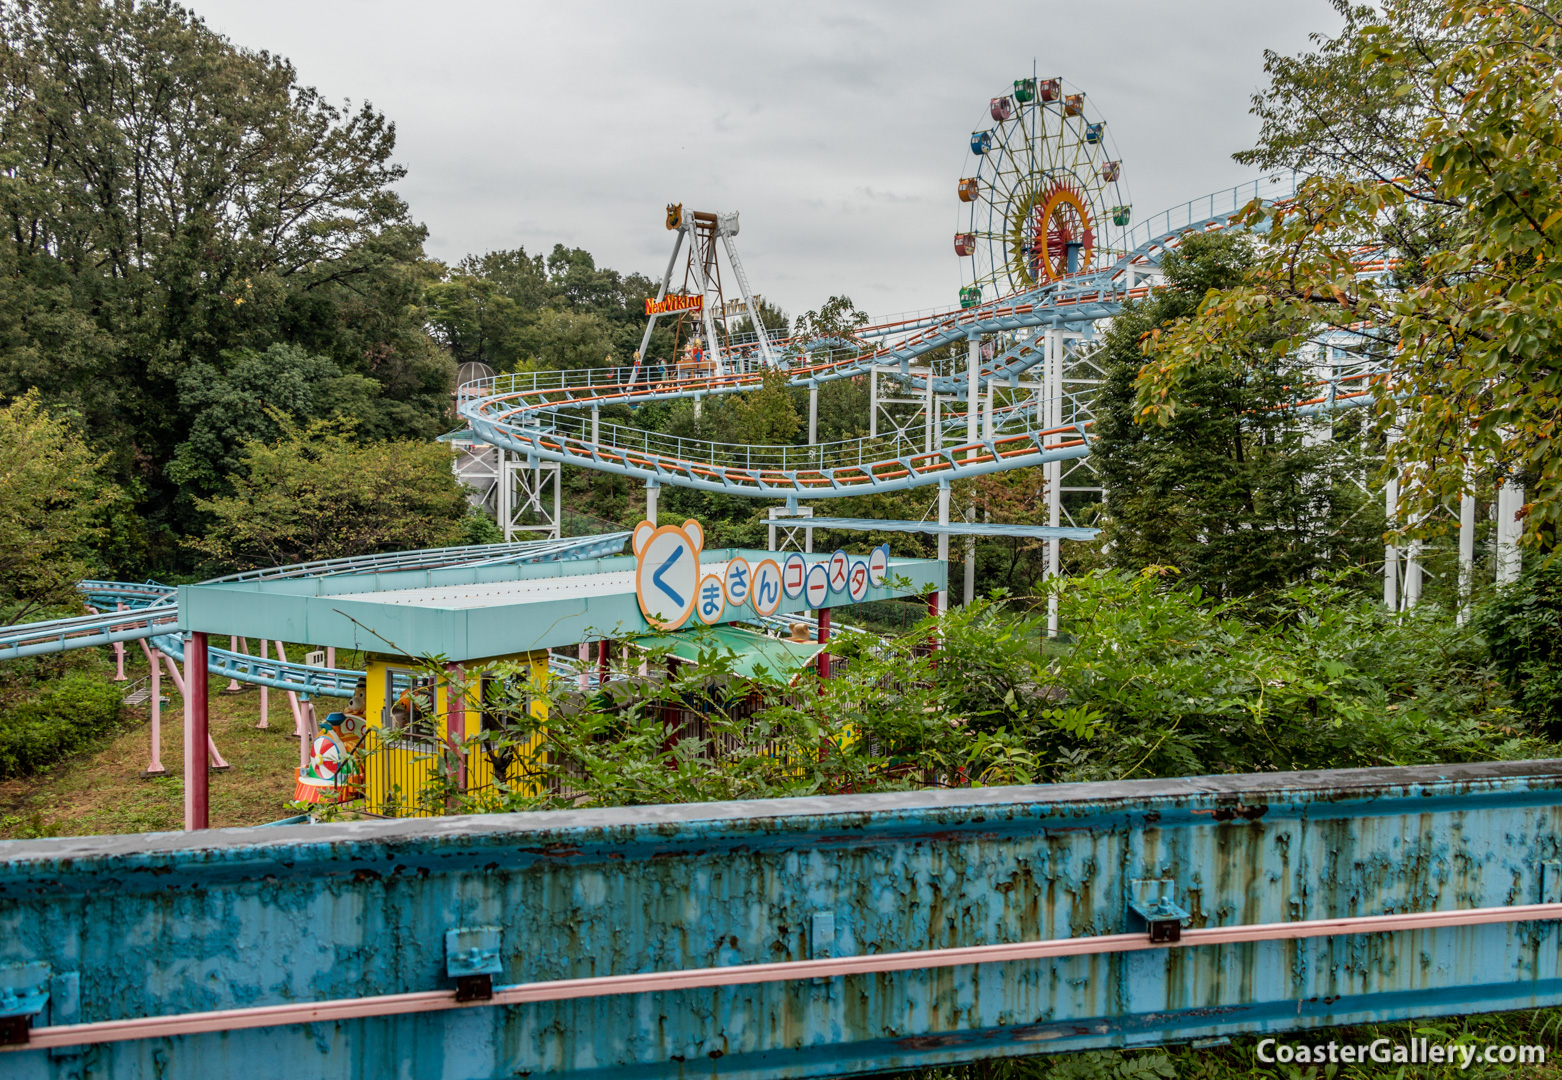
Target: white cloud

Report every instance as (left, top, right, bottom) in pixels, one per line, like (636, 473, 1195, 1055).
(194, 0, 1338, 319)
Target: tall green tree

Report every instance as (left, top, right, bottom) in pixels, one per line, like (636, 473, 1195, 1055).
(193, 417, 468, 572)
(0, 391, 116, 623)
(1139, 1, 1562, 556)
(1095, 233, 1382, 600)
(0, 0, 451, 556)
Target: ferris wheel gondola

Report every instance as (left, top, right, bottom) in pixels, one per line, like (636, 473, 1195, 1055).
(954, 75, 1131, 307)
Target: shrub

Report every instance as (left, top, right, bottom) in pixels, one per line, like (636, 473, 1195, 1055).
(1473, 561, 1562, 735)
(0, 672, 125, 778)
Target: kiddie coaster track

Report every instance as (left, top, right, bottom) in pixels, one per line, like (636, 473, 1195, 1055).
(0, 76, 1555, 1080)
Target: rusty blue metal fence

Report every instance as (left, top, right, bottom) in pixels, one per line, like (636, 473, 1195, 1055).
(2, 760, 1561, 1078)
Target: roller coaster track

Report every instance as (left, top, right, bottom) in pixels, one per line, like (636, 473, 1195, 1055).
(459, 179, 1386, 499)
(3, 534, 630, 696)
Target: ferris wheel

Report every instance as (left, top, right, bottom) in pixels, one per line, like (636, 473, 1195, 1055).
(954, 76, 1131, 308)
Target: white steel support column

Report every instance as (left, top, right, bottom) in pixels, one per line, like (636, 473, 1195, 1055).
(1404, 535, 1424, 609)
(1457, 483, 1477, 624)
(936, 481, 951, 616)
(591, 406, 599, 446)
(966, 332, 980, 452)
(1497, 479, 1525, 585)
(924, 373, 935, 453)
(645, 479, 660, 526)
(718, 227, 776, 368)
(1045, 329, 1064, 637)
(1383, 473, 1400, 610)
(768, 505, 814, 553)
(964, 504, 976, 606)
(869, 368, 878, 439)
(808, 383, 819, 447)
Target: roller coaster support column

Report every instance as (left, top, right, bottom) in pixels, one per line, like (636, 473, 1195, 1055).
(816, 608, 830, 683)
(869, 368, 877, 438)
(966, 332, 980, 448)
(645, 479, 659, 526)
(936, 481, 951, 616)
(1405, 528, 1424, 609)
(964, 506, 976, 607)
(184, 632, 209, 831)
(1383, 471, 1400, 610)
(1045, 331, 1064, 637)
(256, 641, 269, 729)
(1458, 476, 1477, 624)
(142, 644, 166, 777)
(808, 381, 818, 447)
(1497, 479, 1525, 585)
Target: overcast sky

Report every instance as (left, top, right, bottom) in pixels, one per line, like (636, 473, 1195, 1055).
(192, 0, 1339, 321)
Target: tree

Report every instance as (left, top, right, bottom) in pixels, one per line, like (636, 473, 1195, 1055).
(165, 344, 380, 502)
(0, 392, 114, 623)
(0, 0, 450, 552)
(193, 418, 468, 571)
(1094, 233, 1382, 600)
(1137, 1, 1562, 558)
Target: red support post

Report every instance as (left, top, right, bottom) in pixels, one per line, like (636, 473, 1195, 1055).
(816, 608, 831, 682)
(659, 656, 682, 762)
(926, 593, 940, 664)
(184, 632, 209, 831)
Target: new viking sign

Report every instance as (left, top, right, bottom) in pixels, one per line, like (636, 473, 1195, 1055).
(644, 294, 703, 316)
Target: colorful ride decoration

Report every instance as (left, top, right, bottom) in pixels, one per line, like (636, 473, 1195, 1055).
(956, 75, 1131, 298)
(293, 707, 368, 804)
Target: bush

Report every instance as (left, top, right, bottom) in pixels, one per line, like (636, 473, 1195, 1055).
(1473, 561, 1562, 735)
(0, 672, 125, 778)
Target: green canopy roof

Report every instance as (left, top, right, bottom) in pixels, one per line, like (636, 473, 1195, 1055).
(631, 624, 826, 684)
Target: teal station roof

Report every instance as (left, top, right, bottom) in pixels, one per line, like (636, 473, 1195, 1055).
(178, 549, 945, 663)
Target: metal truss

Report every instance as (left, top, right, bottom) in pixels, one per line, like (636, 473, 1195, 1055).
(503, 457, 562, 541)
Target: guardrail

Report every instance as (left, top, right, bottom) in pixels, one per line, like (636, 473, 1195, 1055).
(1, 760, 1557, 1076)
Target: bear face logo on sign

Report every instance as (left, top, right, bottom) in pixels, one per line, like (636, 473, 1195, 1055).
(632, 518, 703, 630)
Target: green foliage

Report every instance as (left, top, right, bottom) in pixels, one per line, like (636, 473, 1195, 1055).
(1138, 1, 1562, 556)
(0, 670, 124, 779)
(460, 507, 505, 546)
(411, 571, 1539, 815)
(0, 391, 116, 623)
(0, 0, 450, 557)
(192, 417, 469, 571)
(1094, 234, 1382, 601)
(429, 245, 668, 374)
(1474, 561, 1562, 735)
(165, 345, 382, 501)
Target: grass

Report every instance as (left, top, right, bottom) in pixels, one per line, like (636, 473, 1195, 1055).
(0, 647, 330, 839)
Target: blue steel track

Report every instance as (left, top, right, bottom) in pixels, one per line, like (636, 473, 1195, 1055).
(457, 178, 1383, 501)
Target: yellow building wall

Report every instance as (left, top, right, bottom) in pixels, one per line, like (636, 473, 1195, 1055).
(360, 651, 550, 817)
